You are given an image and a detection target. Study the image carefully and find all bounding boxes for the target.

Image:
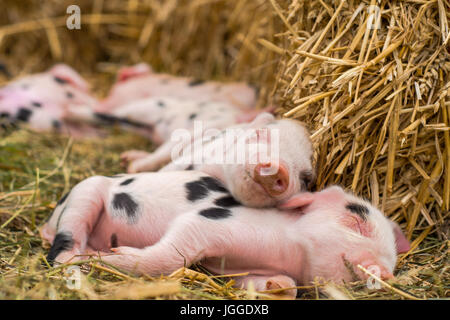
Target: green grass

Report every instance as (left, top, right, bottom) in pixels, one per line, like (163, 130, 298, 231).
(0, 128, 448, 300)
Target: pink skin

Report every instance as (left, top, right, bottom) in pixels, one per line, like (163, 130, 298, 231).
(41, 173, 409, 298)
(0, 64, 99, 135)
(158, 113, 315, 207)
(98, 63, 258, 112)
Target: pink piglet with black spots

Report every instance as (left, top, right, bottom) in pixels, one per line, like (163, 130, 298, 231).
(98, 63, 259, 112)
(0, 64, 99, 136)
(41, 171, 410, 298)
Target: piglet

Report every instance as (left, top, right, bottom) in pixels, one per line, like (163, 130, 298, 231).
(79, 96, 245, 145)
(124, 112, 315, 208)
(98, 63, 258, 112)
(41, 171, 410, 298)
(0, 64, 99, 135)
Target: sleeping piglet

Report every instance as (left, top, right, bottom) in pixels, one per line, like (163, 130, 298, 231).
(98, 63, 258, 112)
(0, 64, 99, 135)
(123, 112, 315, 208)
(76, 95, 262, 146)
(41, 171, 410, 298)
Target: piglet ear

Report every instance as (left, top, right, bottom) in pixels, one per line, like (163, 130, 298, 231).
(278, 192, 315, 210)
(50, 64, 89, 92)
(117, 63, 152, 82)
(247, 112, 275, 128)
(390, 221, 411, 254)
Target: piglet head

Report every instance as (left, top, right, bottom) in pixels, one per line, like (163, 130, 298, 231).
(284, 186, 410, 284)
(116, 63, 153, 82)
(223, 114, 315, 208)
(49, 64, 90, 93)
(99, 63, 153, 112)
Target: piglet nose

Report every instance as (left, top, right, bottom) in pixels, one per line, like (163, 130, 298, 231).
(253, 163, 289, 197)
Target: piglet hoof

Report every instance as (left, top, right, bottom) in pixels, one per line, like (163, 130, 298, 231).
(120, 150, 149, 168)
(127, 157, 159, 173)
(358, 260, 394, 281)
(266, 276, 297, 299)
(50, 249, 83, 266)
(99, 246, 144, 275)
(127, 161, 141, 173)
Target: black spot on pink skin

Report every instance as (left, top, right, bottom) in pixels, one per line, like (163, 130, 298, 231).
(66, 92, 74, 99)
(185, 180, 209, 201)
(188, 79, 204, 86)
(214, 196, 241, 208)
(200, 177, 227, 193)
(94, 112, 154, 131)
(110, 233, 118, 248)
(157, 101, 165, 107)
(16, 108, 32, 122)
(186, 164, 194, 170)
(120, 178, 135, 186)
(185, 177, 228, 202)
(31, 101, 42, 108)
(199, 207, 232, 220)
(52, 120, 62, 130)
(46, 232, 74, 264)
(189, 113, 197, 120)
(57, 192, 70, 206)
(55, 208, 66, 228)
(54, 76, 68, 85)
(346, 202, 369, 221)
(112, 192, 139, 223)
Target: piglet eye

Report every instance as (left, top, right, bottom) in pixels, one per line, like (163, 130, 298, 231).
(299, 170, 313, 190)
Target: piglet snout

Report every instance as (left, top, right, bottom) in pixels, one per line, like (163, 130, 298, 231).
(253, 163, 289, 197)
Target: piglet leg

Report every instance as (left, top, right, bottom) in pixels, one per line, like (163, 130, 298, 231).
(120, 150, 150, 168)
(100, 212, 231, 276)
(126, 140, 182, 173)
(45, 176, 110, 264)
(234, 274, 297, 298)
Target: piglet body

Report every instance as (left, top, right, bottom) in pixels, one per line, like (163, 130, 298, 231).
(0, 64, 99, 135)
(42, 171, 409, 298)
(99, 63, 258, 112)
(87, 96, 242, 146)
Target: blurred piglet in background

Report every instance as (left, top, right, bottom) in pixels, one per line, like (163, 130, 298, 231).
(0, 64, 100, 136)
(98, 63, 259, 112)
(42, 171, 410, 298)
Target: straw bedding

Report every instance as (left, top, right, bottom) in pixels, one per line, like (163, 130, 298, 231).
(0, 0, 448, 299)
